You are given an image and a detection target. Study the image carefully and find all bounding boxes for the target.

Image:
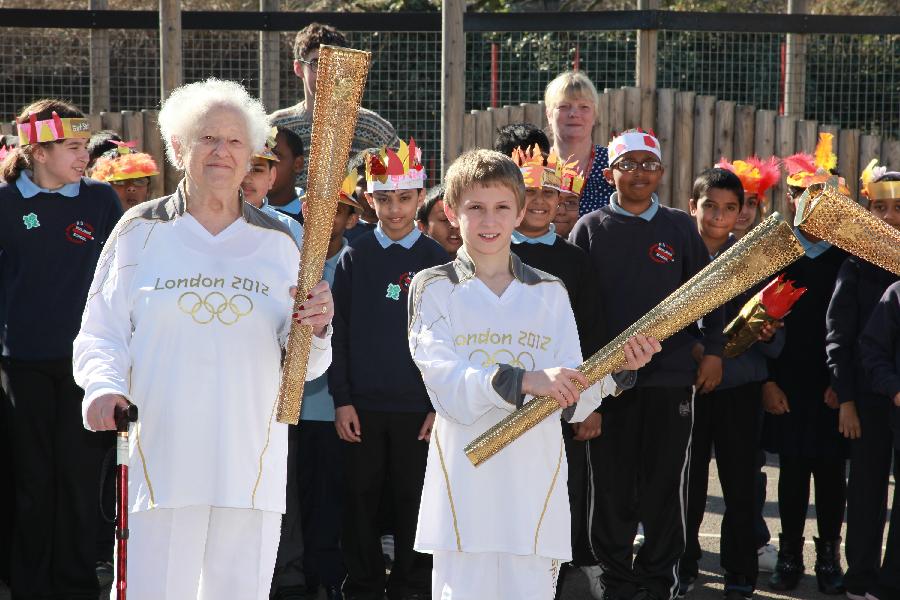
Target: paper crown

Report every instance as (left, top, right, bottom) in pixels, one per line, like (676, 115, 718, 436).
(16, 112, 91, 146)
(338, 170, 366, 211)
(716, 156, 781, 207)
(90, 142, 159, 182)
(253, 127, 280, 162)
(0, 145, 10, 162)
(784, 133, 850, 195)
(511, 144, 548, 189)
(607, 128, 661, 165)
(860, 158, 900, 201)
(365, 138, 426, 192)
(547, 152, 585, 196)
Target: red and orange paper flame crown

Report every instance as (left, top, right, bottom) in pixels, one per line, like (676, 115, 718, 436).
(860, 158, 900, 201)
(16, 111, 92, 146)
(90, 141, 159, 183)
(784, 133, 850, 195)
(759, 274, 806, 320)
(365, 138, 426, 193)
(511, 144, 548, 189)
(546, 152, 585, 195)
(715, 155, 781, 212)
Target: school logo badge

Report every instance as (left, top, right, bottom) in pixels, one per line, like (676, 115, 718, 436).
(65, 220, 95, 244)
(22, 212, 40, 229)
(648, 241, 675, 264)
(385, 283, 402, 301)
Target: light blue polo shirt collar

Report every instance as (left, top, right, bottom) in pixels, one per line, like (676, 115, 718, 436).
(512, 224, 558, 246)
(275, 187, 304, 215)
(794, 227, 832, 259)
(374, 222, 421, 249)
(609, 192, 659, 221)
(16, 170, 81, 198)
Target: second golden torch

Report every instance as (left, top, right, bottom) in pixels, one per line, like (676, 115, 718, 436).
(276, 46, 371, 425)
(464, 212, 806, 466)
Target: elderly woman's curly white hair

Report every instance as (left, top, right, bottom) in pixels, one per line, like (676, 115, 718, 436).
(158, 78, 269, 169)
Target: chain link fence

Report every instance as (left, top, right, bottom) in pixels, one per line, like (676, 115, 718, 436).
(1, 12, 898, 146)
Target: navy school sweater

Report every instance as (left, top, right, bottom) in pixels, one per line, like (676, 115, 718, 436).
(569, 203, 725, 388)
(329, 230, 449, 412)
(859, 281, 900, 447)
(826, 257, 898, 406)
(0, 178, 122, 360)
(510, 236, 604, 357)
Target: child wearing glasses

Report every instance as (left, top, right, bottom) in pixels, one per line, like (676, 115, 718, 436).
(569, 129, 726, 600)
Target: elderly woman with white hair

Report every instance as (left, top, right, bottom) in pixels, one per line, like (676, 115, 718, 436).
(544, 71, 616, 231)
(72, 78, 334, 599)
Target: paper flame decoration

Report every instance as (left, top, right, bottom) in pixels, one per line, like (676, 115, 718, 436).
(90, 142, 159, 183)
(760, 274, 807, 320)
(547, 152, 584, 195)
(716, 156, 781, 210)
(365, 138, 426, 192)
(511, 144, 546, 189)
(784, 133, 850, 194)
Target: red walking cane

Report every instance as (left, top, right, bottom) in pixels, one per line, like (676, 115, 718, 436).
(114, 403, 138, 600)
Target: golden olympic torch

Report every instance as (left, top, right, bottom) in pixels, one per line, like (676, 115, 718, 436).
(276, 46, 370, 425)
(795, 180, 900, 276)
(464, 212, 806, 466)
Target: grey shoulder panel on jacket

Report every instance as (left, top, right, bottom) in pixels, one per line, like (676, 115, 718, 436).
(243, 203, 300, 249)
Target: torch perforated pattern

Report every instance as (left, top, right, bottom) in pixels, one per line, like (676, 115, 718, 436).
(797, 184, 900, 277)
(276, 46, 371, 425)
(464, 213, 805, 466)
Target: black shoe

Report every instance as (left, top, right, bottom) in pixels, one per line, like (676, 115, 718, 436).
(323, 586, 344, 600)
(768, 534, 804, 591)
(96, 561, 114, 588)
(676, 574, 696, 598)
(723, 573, 754, 599)
(271, 585, 312, 600)
(813, 536, 846, 595)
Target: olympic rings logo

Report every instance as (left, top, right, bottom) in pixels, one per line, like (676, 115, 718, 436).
(468, 349, 535, 371)
(177, 292, 254, 325)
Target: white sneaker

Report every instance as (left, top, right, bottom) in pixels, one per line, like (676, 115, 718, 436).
(581, 565, 605, 600)
(845, 592, 867, 600)
(864, 594, 882, 600)
(757, 543, 778, 573)
(633, 533, 645, 554)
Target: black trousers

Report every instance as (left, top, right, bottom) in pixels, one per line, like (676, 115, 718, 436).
(562, 420, 595, 566)
(271, 424, 306, 595)
(341, 410, 431, 600)
(777, 454, 846, 542)
(845, 400, 896, 593)
(3, 358, 107, 600)
(682, 383, 761, 587)
(298, 420, 346, 589)
(1, 381, 12, 586)
(870, 449, 900, 600)
(590, 386, 694, 600)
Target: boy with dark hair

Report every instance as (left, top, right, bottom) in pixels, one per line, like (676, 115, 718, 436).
(858, 281, 900, 600)
(569, 129, 726, 600)
(270, 22, 398, 189)
(826, 162, 900, 600)
(269, 126, 306, 222)
(681, 168, 785, 600)
(415, 184, 461, 259)
(763, 133, 850, 594)
(507, 144, 604, 591)
(330, 140, 447, 600)
(407, 148, 658, 599)
(494, 123, 551, 157)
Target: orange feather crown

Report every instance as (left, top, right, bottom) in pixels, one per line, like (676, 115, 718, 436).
(783, 133, 850, 195)
(715, 155, 781, 211)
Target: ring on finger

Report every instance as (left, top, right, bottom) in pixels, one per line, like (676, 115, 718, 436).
(321, 304, 327, 315)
